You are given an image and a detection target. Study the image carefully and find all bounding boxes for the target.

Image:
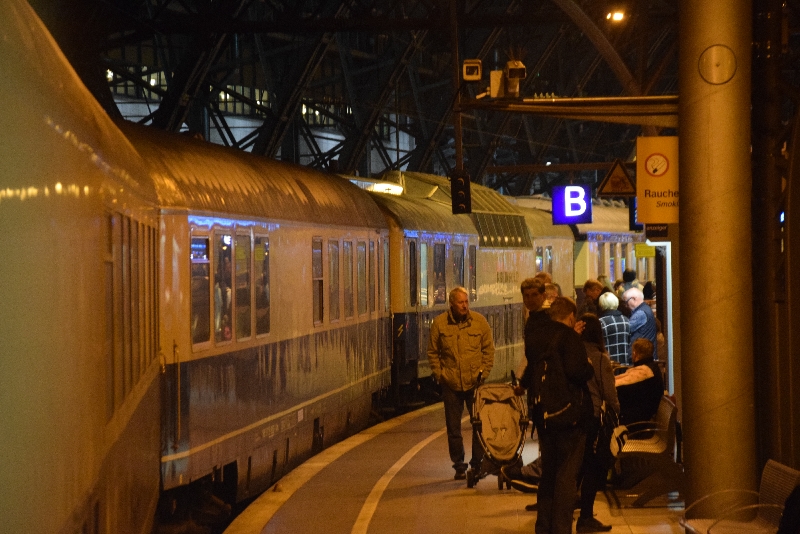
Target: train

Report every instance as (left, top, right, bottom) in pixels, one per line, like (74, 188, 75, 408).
(0, 2, 649, 532)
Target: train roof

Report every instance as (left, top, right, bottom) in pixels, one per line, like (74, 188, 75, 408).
(1, 0, 156, 203)
(515, 205, 575, 239)
(118, 121, 388, 229)
(358, 171, 531, 247)
(512, 196, 644, 241)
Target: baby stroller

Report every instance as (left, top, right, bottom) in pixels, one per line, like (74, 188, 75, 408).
(466, 373, 529, 489)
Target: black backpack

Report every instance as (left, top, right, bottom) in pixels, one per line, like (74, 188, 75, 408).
(530, 331, 584, 429)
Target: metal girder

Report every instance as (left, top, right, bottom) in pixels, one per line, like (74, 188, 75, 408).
(251, 2, 352, 157)
(151, 0, 255, 132)
(337, 31, 426, 172)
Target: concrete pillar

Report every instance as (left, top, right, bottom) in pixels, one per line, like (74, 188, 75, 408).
(678, 0, 757, 501)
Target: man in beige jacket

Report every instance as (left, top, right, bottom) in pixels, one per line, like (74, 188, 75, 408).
(427, 286, 495, 480)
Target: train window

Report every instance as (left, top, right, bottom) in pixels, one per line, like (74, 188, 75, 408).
(535, 246, 543, 272)
(409, 241, 417, 307)
(598, 242, 606, 279)
(107, 213, 122, 416)
(369, 241, 376, 312)
(191, 237, 212, 344)
(357, 241, 367, 315)
(215, 233, 233, 342)
(235, 234, 252, 340)
(254, 237, 270, 334)
(420, 243, 429, 306)
(344, 241, 354, 318)
(433, 244, 446, 304)
(545, 246, 553, 274)
(452, 244, 464, 288)
(131, 221, 141, 385)
(383, 240, 390, 312)
(468, 245, 477, 301)
(312, 238, 324, 325)
(122, 216, 132, 396)
(329, 240, 340, 321)
(621, 244, 628, 273)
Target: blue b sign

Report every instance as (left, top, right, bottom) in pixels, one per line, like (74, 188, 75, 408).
(552, 184, 593, 225)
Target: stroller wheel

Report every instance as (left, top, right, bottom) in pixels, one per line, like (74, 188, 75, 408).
(466, 469, 477, 488)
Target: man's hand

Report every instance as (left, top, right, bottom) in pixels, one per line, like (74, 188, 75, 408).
(574, 320, 586, 335)
(513, 385, 526, 396)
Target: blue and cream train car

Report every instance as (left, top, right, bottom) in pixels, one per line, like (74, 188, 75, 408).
(364, 171, 536, 402)
(0, 1, 161, 532)
(118, 122, 392, 507)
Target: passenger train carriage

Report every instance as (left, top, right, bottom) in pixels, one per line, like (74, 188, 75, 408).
(118, 122, 392, 506)
(364, 171, 535, 402)
(1, 1, 161, 532)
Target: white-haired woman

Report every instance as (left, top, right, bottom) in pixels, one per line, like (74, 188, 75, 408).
(598, 292, 631, 365)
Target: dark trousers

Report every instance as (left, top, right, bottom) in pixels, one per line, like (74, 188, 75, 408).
(441, 384, 481, 471)
(535, 425, 586, 534)
(577, 417, 611, 519)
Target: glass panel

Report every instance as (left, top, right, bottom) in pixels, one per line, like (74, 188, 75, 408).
(313, 238, 323, 324)
(215, 233, 233, 342)
(344, 241, 354, 317)
(468, 245, 477, 301)
(254, 237, 270, 335)
(598, 242, 606, 279)
(191, 237, 212, 344)
(369, 241, 376, 312)
(235, 234, 252, 339)
(535, 246, 543, 272)
(433, 243, 446, 304)
(452, 244, 464, 287)
(621, 243, 628, 273)
(545, 246, 553, 274)
(122, 216, 131, 396)
(409, 241, 417, 307)
(420, 243, 428, 306)
(329, 240, 340, 321)
(357, 241, 367, 314)
(384, 240, 390, 312)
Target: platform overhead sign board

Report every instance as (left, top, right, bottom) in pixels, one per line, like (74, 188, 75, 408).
(552, 184, 592, 225)
(636, 136, 678, 223)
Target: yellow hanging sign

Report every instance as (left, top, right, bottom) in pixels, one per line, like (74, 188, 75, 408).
(636, 136, 678, 223)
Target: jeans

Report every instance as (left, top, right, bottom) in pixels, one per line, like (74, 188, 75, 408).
(441, 384, 481, 471)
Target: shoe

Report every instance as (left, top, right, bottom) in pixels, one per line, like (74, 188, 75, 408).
(509, 477, 539, 493)
(576, 516, 612, 532)
(525, 503, 538, 512)
(501, 464, 539, 493)
(454, 468, 466, 480)
(500, 463, 523, 481)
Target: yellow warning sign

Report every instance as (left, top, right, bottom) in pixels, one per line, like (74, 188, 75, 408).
(597, 159, 636, 197)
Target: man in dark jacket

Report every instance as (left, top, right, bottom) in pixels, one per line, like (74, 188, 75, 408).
(615, 338, 664, 425)
(523, 297, 594, 534)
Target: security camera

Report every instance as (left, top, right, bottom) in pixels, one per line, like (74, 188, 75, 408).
(463, 59, 482, 81)
(505, 60, 526, 97)
(505, 60, 526, 80)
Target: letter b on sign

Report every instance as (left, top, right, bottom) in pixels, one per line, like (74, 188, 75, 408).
(552, 184, 592, 225)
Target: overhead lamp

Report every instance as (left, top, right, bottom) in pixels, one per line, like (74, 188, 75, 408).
(606, 11, 625, 22)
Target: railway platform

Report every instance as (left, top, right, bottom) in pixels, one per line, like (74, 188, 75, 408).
(225, 403, 684, 534)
